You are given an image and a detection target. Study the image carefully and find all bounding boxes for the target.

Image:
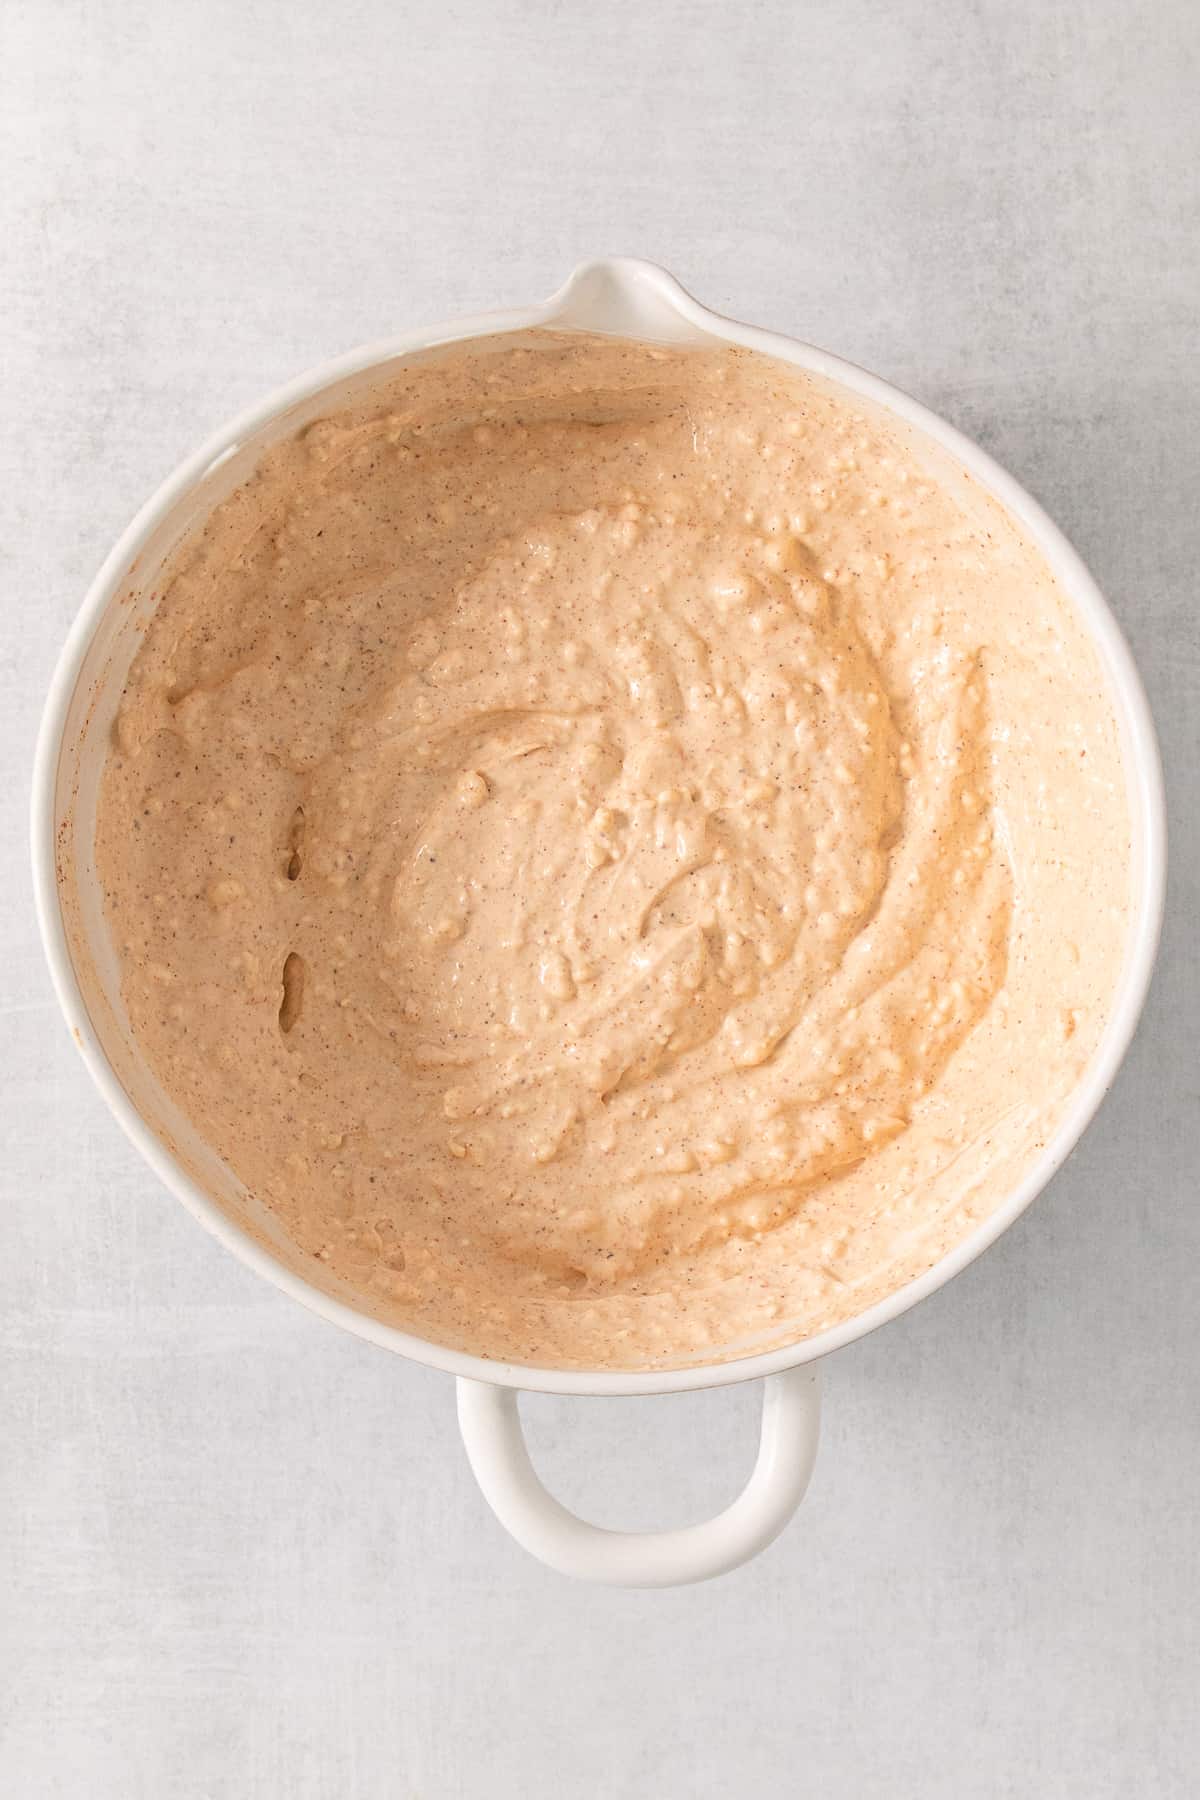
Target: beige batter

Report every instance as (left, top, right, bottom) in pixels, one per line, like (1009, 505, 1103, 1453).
(95, 331, 1129, 1369)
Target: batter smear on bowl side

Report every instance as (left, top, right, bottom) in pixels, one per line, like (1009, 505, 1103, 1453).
(94, 332, 1129, 1368)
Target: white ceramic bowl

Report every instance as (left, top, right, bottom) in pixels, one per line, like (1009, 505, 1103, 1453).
(32, 259, 1166, 1586)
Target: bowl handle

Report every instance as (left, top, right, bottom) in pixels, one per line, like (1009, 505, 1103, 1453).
(455, 1364, 820, 1587)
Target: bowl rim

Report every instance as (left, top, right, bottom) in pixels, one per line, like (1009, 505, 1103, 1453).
(31, 257, 1167, 1397)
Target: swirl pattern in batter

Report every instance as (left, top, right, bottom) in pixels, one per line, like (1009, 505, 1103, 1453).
(95, 332, 1128, 1368)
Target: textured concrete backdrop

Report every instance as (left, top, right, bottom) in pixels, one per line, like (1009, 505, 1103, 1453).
(2, 2, 1197, 1795)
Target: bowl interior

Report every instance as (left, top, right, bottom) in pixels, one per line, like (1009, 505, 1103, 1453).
(42, 289, 1165, 1393)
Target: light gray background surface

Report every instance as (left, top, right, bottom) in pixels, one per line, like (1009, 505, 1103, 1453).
(3, 2, 1197, 1795)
